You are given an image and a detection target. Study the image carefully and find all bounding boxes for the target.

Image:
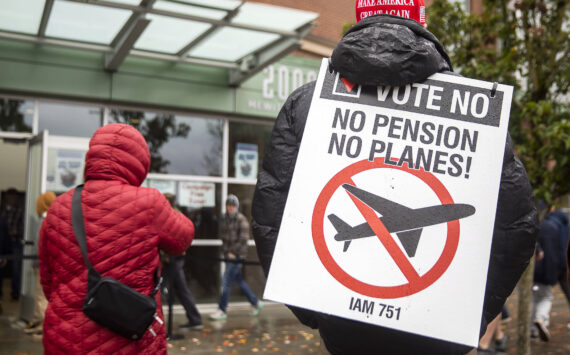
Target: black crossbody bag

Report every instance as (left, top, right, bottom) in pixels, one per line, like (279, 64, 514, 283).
(72, 185, 162, 340)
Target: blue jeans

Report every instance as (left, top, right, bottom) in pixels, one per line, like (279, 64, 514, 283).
(218, 259, 258, 312)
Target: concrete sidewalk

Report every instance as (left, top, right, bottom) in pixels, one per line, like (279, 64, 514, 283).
(0, 299, 323, 354)
(0, 287, 568, 354)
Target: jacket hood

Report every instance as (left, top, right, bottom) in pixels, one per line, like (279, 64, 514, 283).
(331, 14, 453, 87)
(548, 210, 569, 226)
(84, 123, 150, 186)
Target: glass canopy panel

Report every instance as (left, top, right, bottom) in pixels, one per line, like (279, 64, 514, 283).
(153, 1, 228, 20)
(45, 1, 132, 44)
(187, 27, 279, 62)
(134, 14, 212, 54)
(105, 0, 141, 5)
(231, 3, 318, 32)
(174, 0, 242, 11)
(0, 0, 45, 34)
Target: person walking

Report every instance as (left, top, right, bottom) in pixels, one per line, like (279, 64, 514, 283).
(550, 210, 570, 305)
(531, 209, 568, 341)
(251, 2, 537, 354)
(161, 193, 203, 331)
(1, 188, 24, 301)
(23, 191, 56, 335)
(209, 195, 263, 321)
(0, 214, 10, 314)
(39, 123, 195, 354)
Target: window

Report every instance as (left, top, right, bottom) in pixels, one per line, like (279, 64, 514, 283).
(0, 99, 34, 133)
(45, 148, 87, 193)
(228, 121, 272, 180)
(144, 177, 222, 239)
(38, 102, 102, 137)
(228, 184, 255, 222)
(185, 246, 221, 303)
(110, 110, 223, 176)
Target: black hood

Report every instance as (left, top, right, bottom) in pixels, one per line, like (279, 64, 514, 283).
(548, 210, 569, 226)
(331, 14, 453, 87)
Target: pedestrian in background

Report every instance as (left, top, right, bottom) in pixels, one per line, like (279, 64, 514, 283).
(551, 209, 569, 305)
(39, 123, 194, 354)
(162, 193, 203, 331)
(23, 191, 56, 335)
(532, 209, 568, 341)
(0, 214, 10, 314)
(0, 188, 24, 301)
(252, 1, 537, 354)
(209, 195, 263, 321)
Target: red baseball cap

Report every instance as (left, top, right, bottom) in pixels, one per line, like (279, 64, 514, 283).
(355, 0, 426, 26)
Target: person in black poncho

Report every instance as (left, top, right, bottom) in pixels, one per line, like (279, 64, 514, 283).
(252, 1, 538, 354)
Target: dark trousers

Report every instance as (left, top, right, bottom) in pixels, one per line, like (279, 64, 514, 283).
(10, 241, 22, 299)
(0, 267, 4, 298)
(559, 269, 570, 306)
(164, 257, 202, 326)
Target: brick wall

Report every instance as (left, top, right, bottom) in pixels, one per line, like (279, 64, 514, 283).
(250, 0, 355, 43)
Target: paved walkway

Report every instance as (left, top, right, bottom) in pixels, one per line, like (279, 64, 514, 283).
(0, 286, 568, 354)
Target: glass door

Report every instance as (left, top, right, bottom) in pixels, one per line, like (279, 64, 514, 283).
(19, 131, 47, 322)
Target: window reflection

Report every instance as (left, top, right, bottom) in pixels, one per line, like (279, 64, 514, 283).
(228, 184, 255, 222)
(110, 110, 222, 176)
(45, 148, 87, 193)
(38, 101, 102, 137)
(179, 183, 221, 240)
(184, 246, 221, 303)
(229, 122, 272, 179)
(0, 99, 34, 133)
(144, 178, 221, 239)
(242, 246, 265, 300)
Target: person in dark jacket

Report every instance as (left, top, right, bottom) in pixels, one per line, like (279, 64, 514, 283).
(161, 193, 203, 330)
(209, 195, 263, 321)
(551, 210, 570, 305)
(0, 215, 10, 314)
(531, 210, 569, 341)
(252, 3, 537, 355)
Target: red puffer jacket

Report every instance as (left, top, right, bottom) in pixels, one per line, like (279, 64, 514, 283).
(39, 123, 194, 354)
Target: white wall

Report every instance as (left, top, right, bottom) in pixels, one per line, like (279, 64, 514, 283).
(0, 139, 28, 192)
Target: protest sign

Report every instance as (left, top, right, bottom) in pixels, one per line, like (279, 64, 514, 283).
(264, 59, 513, 347)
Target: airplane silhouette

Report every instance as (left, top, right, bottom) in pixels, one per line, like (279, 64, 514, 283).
(328, 184, 476, 256)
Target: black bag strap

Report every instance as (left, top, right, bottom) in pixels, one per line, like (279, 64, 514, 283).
(72, 184, 102, 289)
(72, 184, 161, 296)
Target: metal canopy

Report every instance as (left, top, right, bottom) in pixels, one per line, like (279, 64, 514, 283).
(0, 0, 317, 86)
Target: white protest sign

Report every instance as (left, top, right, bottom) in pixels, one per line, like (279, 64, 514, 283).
(264, 59, 513, 347)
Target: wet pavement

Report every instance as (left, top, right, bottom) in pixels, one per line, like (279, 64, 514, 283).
(0, 299, 323, 355)
(0, 286, 568, 354)
(502, 286, 570, 355)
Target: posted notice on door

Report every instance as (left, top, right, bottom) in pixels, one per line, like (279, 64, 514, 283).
(263, 59, 513, 347)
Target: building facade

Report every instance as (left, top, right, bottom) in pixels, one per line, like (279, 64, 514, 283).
(0, 0, 475, 315)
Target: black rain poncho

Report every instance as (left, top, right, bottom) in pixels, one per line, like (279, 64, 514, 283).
(252, 14, 537, 355)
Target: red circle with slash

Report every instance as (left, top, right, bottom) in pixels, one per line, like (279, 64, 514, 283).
(312, 157, 459, 299)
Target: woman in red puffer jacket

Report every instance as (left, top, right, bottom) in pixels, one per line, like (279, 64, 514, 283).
(39, 123, 194, 354)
